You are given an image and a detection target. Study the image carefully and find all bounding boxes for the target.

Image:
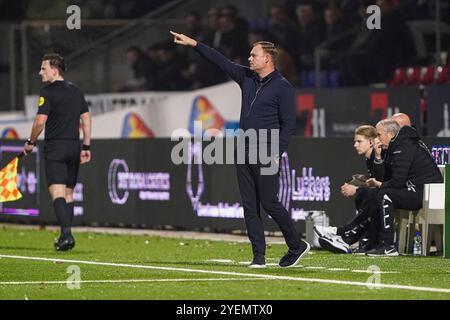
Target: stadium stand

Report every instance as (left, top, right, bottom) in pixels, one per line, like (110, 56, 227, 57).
(2, 0, 449, 107)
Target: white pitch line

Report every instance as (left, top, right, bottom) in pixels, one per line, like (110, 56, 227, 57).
(0, 278, 268, 286)
(211, 260, 399, 274)
(352, 270, 400, 274)
(1, 254, 449, 294)
(206, 259, 234, 264)
(327, 268, 351, 271)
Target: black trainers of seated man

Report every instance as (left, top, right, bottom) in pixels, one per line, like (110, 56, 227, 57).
(365, 243, 399, 257)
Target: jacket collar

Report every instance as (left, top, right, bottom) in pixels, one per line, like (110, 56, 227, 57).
(254, 69, 279, 83)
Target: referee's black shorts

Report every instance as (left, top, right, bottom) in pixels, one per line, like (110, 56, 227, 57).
(44, 140, 81, 188)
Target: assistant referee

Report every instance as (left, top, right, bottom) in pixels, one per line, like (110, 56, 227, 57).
(23, 53, 91, 251)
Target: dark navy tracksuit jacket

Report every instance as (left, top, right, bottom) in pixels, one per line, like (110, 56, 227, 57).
(194, 43, 296, 155)
(194, 43, 301, 256)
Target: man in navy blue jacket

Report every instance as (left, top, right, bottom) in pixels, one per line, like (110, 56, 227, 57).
(171, 31, 309, 268)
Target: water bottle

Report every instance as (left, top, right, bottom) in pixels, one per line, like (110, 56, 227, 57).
(413, 231, 422, 256)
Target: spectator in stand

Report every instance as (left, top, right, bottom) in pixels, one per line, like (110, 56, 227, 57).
(215, 6, 249, 64)
(294, 2, 325, 70)
(319, 3, 355, 69)
(121, 46, 153, 91)
(144, 43, 161, 90)
(184, 12, 207, 44)
(340, 0, 416, 85)
(203, 7, 221, 47)
(146, 43, 159, 65)
(268, 4, 299, 59)
(152, 42, 189, 91)
(324, 3, 352, 41)
(182, 8, 227, 89)
(221, 5, 249, 40)
(182, 11, 208, 62)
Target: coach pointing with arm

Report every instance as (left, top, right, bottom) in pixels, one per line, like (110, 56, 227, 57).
(171, 31, 308, 268)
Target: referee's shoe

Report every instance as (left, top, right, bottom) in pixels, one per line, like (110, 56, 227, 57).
(279, 240, 310, 267)
(55, 234, 75, 251)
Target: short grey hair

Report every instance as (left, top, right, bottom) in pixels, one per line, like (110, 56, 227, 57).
(377, 119, 400, 135)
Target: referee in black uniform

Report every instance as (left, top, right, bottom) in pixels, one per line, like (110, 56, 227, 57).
(23, 53, 91, 251)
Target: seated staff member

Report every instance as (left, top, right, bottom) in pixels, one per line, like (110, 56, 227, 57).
(315, 125, 383, 254)
(365, 119, 442, 256)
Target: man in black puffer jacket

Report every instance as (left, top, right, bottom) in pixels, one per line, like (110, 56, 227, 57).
(365, 119, 443, 256)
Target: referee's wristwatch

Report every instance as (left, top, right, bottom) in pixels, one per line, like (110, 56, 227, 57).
(26, 138, 36, 146)
(82, 144, 90, 151)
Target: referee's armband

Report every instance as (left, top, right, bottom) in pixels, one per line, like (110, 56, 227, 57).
(82, 144, 90, 151)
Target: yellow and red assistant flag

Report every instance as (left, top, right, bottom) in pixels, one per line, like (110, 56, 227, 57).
(0, 156, 22, 202)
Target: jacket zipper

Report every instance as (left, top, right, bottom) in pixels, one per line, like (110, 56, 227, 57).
(247, 78, 271, 117)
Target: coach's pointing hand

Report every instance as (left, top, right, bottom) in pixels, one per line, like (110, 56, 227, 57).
(170, 31, 197, 47)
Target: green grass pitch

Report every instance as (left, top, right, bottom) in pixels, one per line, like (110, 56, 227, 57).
(0, 225, 449, 300)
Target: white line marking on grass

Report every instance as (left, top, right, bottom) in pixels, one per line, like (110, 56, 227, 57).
(0, 254, 449, 294)
(206, 259, 234, 264)
(303, 266, 399, 274)
(220, 262, 399, 274)
(352, 270, 400, 274)
(0, 278, 269, 286)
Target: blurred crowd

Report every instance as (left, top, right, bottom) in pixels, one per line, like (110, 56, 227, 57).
(2, 0, 446, 91)
(0, 0, 167, 20)
(121, 0, 450, 91)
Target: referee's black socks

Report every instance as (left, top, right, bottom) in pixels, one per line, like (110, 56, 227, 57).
(53, 197, 72, 237)
(67, 202, 74, 223)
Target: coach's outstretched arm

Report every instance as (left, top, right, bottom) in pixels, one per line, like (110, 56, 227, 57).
(170, 30, 245, 85)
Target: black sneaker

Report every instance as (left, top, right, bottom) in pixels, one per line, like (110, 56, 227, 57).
(279, 240, 310, 268)
(248, 256, 266, 269)
(54, 234, 75, 251)
(353, 240, 376, 255)
(366, 244, 399, 257)
(352, 246, 370, 255)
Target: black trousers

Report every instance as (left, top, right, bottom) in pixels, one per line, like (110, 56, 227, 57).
(337, 187, 380, 245)
(375, 187, 423, 246)
(236, 162, 301, 258)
